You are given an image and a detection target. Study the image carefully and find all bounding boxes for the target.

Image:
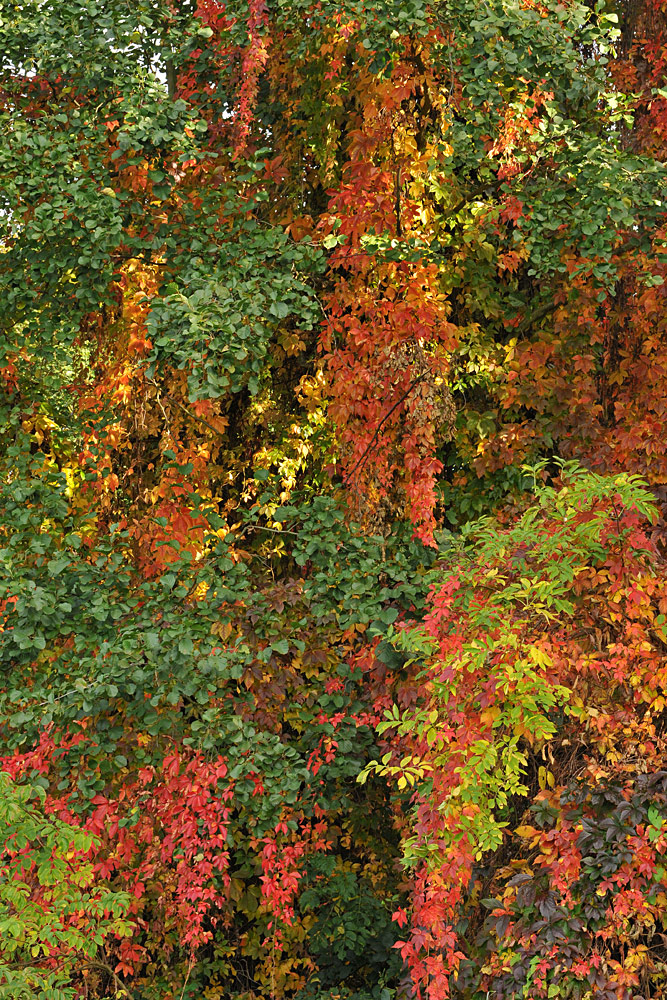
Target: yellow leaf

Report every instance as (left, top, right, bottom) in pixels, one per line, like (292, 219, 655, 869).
(480, 706, 501, 727)
(515, 824, 538, 840)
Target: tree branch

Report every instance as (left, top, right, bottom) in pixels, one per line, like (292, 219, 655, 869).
(514, 300, 559, 335)
(145, 376, 226, 439)
(80, 960, 135, 999)
(343, 373, 427, 485)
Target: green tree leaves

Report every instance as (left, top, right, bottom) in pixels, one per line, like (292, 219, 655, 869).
(0, 772, 131, 1000)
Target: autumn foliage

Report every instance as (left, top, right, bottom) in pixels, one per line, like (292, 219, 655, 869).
(3, 1, 667, 998)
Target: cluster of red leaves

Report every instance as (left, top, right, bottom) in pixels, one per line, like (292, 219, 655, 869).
(379, 494, 667, 998)
(319, 57, 458, 543)
(255, 818, 330, 935)
(181, 0, 270, 148)
(2, 735, 235, 971)
(476, 256, 667, 485)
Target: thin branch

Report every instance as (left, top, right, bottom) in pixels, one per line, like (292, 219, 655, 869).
(232, 522, 300, 543)
(395, 163, 403, 238)
(248, 524, 299, 537)
(179, 956, 195, 1000)
(165, 57, 176, 100)
(343, 373, 427, 485)
(145, 376, 225, 439)
(515, 300, 559, 335)
(80, 960, 135, 999)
